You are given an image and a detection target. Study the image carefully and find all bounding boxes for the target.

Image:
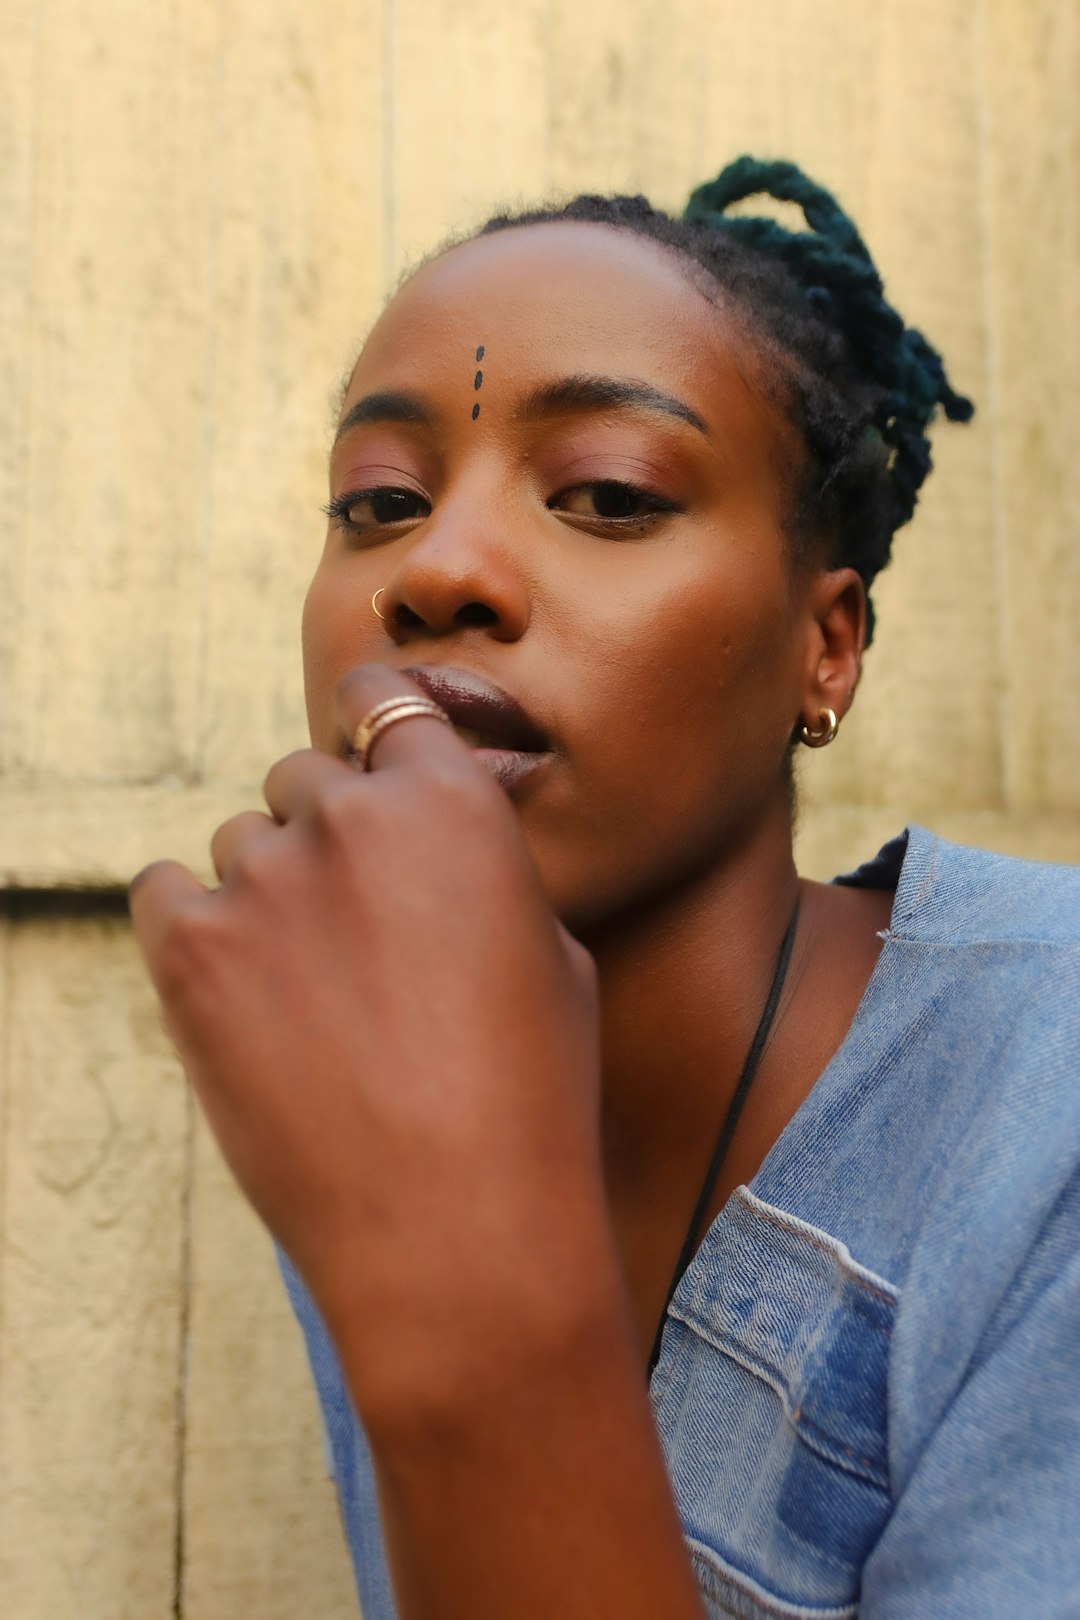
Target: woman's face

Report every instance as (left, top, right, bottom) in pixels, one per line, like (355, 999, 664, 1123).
(303, 222, 827, 930)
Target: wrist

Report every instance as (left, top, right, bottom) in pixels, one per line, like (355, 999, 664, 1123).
(350, 1236, 705, 1620)
(330, 1193, 638, 1450)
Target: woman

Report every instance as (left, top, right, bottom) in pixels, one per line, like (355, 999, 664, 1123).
(131, 159, 1080, 1618)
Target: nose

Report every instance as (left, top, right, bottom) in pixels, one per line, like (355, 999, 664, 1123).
(376, 503, 531, 644)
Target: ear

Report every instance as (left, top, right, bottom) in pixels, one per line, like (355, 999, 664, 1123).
(798, 567, 866, 735)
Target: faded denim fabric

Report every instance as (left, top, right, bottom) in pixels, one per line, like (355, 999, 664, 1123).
(280, 827, 1080, 1619)
(278, 1248, 399, 1619)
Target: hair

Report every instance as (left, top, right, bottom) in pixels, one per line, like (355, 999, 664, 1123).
(473, 155, 974, 645)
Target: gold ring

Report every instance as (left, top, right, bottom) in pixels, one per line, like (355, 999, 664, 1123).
(372, 588, 387, 622)
(352, 695, 452, 769)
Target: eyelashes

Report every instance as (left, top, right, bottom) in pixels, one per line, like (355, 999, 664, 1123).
(322, 479, 681, 543)
(550, 479, 680, 523)
(322, 488, 430, 533)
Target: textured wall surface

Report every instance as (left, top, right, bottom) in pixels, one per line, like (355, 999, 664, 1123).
(1, 1, 1077, 1615)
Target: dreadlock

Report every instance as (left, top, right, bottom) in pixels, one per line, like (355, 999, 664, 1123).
(475, 155, 973, 644)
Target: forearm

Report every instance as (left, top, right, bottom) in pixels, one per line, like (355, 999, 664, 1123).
(340, 1269, 705, 1620)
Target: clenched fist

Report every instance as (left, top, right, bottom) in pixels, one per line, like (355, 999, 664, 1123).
(130, 665, 609, 1425)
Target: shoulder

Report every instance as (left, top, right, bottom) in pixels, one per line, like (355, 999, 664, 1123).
(866, 828, 1080, 1157)
(883, 828, 1080, 1067)
(891, 826, 1080, 948)
(778, 825, 1080, 1290)
(835, 826, 1080, 1065)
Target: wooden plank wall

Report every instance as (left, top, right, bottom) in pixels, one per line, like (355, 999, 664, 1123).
(0, 2, 1077, 1615)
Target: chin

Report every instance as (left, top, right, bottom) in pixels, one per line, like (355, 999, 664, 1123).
(528, 852, 639, 941)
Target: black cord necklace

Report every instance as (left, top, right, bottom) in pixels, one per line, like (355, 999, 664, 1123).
(645, 897, 802, 1382)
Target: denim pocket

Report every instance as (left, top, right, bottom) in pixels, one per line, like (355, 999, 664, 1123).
(649, 1188, 897, 1619)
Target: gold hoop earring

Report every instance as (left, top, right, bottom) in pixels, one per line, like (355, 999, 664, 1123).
(372, 588, 387, 622)
(798, 707, 839, 748)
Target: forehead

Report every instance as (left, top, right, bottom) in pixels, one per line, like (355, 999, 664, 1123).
(349, 221, 759, 424)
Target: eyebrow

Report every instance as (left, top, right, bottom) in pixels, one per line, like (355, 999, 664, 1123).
(333, 390, 434, 444)
(332, 374, 711, 445)
(516, 374, 710, 439)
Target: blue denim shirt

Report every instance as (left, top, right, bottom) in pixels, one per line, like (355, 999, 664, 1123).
(280, 826, 1080, 1618)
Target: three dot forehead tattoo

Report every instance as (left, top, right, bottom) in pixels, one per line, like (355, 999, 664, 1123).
(472, 344, 484, 420)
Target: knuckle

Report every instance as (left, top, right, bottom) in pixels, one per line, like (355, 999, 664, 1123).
(423, 760, 494, 817)
(308, 778, 365, 847)
(557, 927, 599, 997)
(229, 840, 275, 892)
(570, 939, 598, 988)
(208, 820, 238, 867)
(262, 748, 312, 801)
(336, 664, 385, 709)
(336, 668, 362, 704)
(575, 953, 600, 1006)
(154, 904, 223, 1000)
(129, 859, 172, 899)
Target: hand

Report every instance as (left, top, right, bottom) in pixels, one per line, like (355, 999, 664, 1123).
(130, 665, 606, 1420)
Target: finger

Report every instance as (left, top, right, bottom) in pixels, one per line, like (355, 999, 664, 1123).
(263, 747, 356, 825)
(128, 859, 210, 978)
(336, 663, 472, 775)
(209, 809, 280, 883)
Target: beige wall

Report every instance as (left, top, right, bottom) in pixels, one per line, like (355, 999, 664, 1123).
(1, 2, 1078, 1615)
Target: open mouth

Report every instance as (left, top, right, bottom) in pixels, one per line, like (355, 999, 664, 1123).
(451, 723, 526, 750)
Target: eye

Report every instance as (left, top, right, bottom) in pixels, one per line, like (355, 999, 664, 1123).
(323, 486, 430, 537)
(551, 479, 679, 526)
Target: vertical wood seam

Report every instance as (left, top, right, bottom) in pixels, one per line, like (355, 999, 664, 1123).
(192, 3, 225, 787)
(11, 5, 46, 777)
(173, 1086, 195, 1620)
(973, 0, 1015, 812)
(0, 903, 15, 1417)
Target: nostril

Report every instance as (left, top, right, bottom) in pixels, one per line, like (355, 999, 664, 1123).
(454, 602, 498, 628)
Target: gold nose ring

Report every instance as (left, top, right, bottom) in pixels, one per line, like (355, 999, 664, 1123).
(372, 588, 387, 622)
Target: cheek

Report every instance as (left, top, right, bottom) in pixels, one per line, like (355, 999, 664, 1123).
(597, 561, 792, 750)
(301, 556, 383, 746)
(551, 546, 801, 852)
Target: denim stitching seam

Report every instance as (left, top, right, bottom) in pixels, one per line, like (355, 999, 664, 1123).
(733, 1189, 900, 1303)
(685, 1535, 860, 1620)
(666, 1309, 890, 1490)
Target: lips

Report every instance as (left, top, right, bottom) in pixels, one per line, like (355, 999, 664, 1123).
(400, 665, 550, 754)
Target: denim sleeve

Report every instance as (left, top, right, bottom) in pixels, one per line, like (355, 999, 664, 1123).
(861, 1181, 1080, 1619)
(276, 1248, 400, 1620)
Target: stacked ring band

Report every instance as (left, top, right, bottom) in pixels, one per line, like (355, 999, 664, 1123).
(351, 695, 452, 769)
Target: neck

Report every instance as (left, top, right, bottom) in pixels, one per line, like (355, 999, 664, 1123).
(575, 798, 895, 1367)
(578, 797, 801, 1215)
